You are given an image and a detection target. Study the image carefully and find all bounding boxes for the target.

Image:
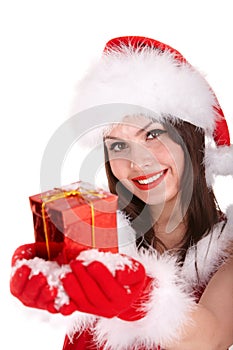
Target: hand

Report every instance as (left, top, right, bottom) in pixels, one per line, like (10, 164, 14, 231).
(10, 242, 64, 313)
(60, 252, 153, 320)
(10, 264, 58, 313)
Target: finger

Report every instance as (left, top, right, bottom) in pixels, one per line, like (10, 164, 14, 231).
(61, 272, 90, 308)
(37, 284, 57, 308)
(70, 261, 117, 312)
(59, 300, 77, 315)
(21, 273, 47, 305)
(62, 272, 115, 317)
(10, 265, 31, 296)
(86, 261, 130, 303)
(46, 302, 59, 314)
(115, 260, 146, 286)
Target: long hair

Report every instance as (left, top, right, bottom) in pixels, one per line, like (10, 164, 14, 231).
(104, 117, 222, 262)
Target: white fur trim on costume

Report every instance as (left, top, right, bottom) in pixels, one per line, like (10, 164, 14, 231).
(89, 209, 233, 350)
(182, 204, 233, 288)
(93, 250, 196, 350)
(205, 144, 233, 186)
(116, 207, 233, 290)
(58, 244, 196, 349)
(12, 208, 233, 348)
(72, 45, 218, 134)
(117, 209, 137, 253)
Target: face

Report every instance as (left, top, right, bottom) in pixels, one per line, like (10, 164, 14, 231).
(104, 115, 185, 206)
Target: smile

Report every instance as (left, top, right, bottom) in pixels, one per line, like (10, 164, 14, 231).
(131, 170, 167, 190)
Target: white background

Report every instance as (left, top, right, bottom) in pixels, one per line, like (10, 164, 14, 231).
(1, 0, 233, 349)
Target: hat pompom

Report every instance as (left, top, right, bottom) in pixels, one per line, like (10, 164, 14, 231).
(205, 144, 233, 186)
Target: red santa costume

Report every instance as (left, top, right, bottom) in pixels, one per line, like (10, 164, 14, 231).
(10, 37, 233, 350)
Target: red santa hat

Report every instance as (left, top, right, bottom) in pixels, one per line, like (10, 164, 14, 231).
(74, 36, 233, 185)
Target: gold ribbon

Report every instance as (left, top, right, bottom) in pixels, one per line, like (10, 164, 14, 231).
(41, 186, 106, 260)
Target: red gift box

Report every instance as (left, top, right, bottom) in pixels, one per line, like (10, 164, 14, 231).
(29, 181, 119, 259)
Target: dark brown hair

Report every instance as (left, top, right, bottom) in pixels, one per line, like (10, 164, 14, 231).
(104, 117, 222, 262)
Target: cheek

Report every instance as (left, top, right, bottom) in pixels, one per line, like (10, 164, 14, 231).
(109, 159, 135, 193)
(109, 159, 129, 180)
(166, 144, 185, 180)
(156, 142, 184, 179)
(172, 146, 185, 178)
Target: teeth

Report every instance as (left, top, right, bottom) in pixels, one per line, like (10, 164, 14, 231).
(137, 171, 164, 185)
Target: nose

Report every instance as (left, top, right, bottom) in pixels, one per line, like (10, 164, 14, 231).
(130, 142, 155, 170)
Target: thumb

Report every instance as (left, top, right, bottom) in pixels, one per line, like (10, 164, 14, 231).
(115, 259, 146, 286)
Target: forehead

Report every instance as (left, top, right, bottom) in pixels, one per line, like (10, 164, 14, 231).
(105, 114, 163, 138)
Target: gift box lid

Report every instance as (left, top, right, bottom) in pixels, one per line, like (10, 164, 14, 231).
(29, 181, 118, 228)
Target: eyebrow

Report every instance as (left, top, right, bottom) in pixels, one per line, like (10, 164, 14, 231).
(135, 121, 153, 136)
(104, 121, 154, 140)
(104, 135, 122, 140)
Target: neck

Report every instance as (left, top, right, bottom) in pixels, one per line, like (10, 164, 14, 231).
(149, 195, 187, 250)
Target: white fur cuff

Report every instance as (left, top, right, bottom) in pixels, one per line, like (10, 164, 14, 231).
(93, 252, 196, 350)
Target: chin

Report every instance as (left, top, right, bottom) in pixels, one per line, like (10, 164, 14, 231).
(138, 189, 180, 207)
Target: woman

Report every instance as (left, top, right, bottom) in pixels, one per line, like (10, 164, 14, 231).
(10, 37, 233, 349)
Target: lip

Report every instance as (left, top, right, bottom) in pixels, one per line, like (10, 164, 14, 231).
(131, 169, 168, 190)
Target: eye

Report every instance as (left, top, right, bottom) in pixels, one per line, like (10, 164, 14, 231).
(109, 141, 129, 152)
(146, 129, 167, 140)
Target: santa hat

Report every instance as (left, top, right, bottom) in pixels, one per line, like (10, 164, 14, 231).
(73, 36, 233, 186)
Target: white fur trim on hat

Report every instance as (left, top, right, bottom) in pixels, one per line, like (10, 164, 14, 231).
(72, 45, 218, 134)
(72, 39, 233, 183)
